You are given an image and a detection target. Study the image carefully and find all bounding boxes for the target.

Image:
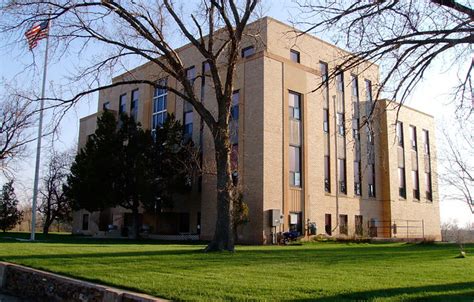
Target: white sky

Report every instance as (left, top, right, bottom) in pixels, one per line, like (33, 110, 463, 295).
(0, 0, 472, 227)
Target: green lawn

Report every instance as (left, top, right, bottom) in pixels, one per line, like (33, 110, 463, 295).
(0, 233, 473, 301)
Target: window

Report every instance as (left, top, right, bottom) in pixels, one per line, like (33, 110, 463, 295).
(119, 94, 126, 114)
(152, 79, 167, 131)
(231, 91, 239, 121)
(425, 172, 433, 201)
(365, 79, 373, 115)
(82, 213, 89, 231)
(323, 109, 329, 133)
(130, 89, 139, 120)
(339, 158, 346, 194)
(289, 146, 301, 187)
(365, 80, 372, 103)
(368, 164, 376, 197)
(410, 125, 417, 150)
(289, 92, 301, 120)
(202, 61, 210, 73)
(337, 113, 345, 136)
(325, 214, 332, 235)
(183, 101, 193, 141)
(423, 129, 430, 154)
(412, 170, 420, 200)
(354, 161, 361, 196)
(398, 167, 406, 198)
(320, 62, 329, 84)
(367, 128, 374, 145)
(336, 72, 344, 93)
(102, 101, 110, 110)
(324, 155, 330, 192)
(396, 121, 404, 147)
(339, 214, 348, 235)
(289, 91, 302, 188)
(351, 75, 359, 98)
(355, 215, 363, 236)
(230, 90, 239, 145)
(290, 49, 300, 63)
(201, 63, 209, 97)
(186, 66, 196, 85)
(241, 46, 255, 58)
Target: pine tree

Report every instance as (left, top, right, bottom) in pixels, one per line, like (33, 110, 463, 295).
(0, 180, 23, 232)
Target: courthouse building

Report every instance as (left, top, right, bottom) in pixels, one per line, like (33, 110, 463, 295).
(72, 17, 441, 243)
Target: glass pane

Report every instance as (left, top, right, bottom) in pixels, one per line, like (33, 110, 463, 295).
(294, 172, 301, 186)
(185, 111, 193, 124)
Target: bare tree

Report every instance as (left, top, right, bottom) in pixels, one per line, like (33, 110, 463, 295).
(294, 0, 473, 116)
(439, 116, 473, 214)
(38, 149, 73, 235)
(1, 0, 260, 251)
(0, 94, 36, 175)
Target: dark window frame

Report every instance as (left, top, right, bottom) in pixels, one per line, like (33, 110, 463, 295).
(290, 49, 300, 63)
(241, 46, 255, 58)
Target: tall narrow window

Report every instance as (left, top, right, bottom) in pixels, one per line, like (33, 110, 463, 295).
(324, 155, 330, 192)
(289, 91, 302, 187)
(289, 146, 301, 187)
(130, 89, 139, 121)
(412, 170, 420, 200)
(119, 94, 126, 114)
(183, 101, 193, 141)
(336, 72, 344, 93)
(323, 109, 329, 133)
(351, 75, 359, 99)
(290, 49, 300, 63)
(325, 214, 332, 235)
(399, 167, 406, 198)
(396, 122, 404, 147)
(339, 214, 348, 235)
(336, 71, 344, 112)
(152, 79, 167, 131)
(186, 66, 196, 86)
(321, 62, 330, 193)
(354, 161, 361, 196)
(425, 172, 433, 201)
(337, 113, 345, 136)
(355, 215, 363, 236)
(339, 158, 347, 194)
(410, 125, 417, 150)
(352, 75, 361, 196)
(423, 129, 430, 154)
(230, 90, 239, 145)
(368, 164, 376, 197)
(365, 79, 373, 116)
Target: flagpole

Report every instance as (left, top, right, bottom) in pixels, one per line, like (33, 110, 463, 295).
(30, 23, 50, 241)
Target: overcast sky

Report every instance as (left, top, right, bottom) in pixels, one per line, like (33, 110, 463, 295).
(0, 0, 472, 227)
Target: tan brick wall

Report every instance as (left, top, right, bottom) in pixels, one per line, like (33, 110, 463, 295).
(75, 17, 440, 243)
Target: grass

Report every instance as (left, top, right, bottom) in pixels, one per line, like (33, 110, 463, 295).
(0, 232, 473, 301)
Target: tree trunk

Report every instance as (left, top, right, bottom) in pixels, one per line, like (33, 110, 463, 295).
(206, 134, 235, 252)
(43, 212, 52, 235)
(43, 221, 51, 235)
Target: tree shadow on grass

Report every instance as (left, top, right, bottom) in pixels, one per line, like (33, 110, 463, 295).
(291, 282, 474, 302)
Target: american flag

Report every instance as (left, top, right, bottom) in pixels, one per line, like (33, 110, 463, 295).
(25, 21, 49, 50)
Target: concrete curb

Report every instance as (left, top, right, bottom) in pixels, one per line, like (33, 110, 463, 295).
(0, 262, 169, 302)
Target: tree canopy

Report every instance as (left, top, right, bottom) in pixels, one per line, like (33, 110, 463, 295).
(0, 180, 23, 232)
